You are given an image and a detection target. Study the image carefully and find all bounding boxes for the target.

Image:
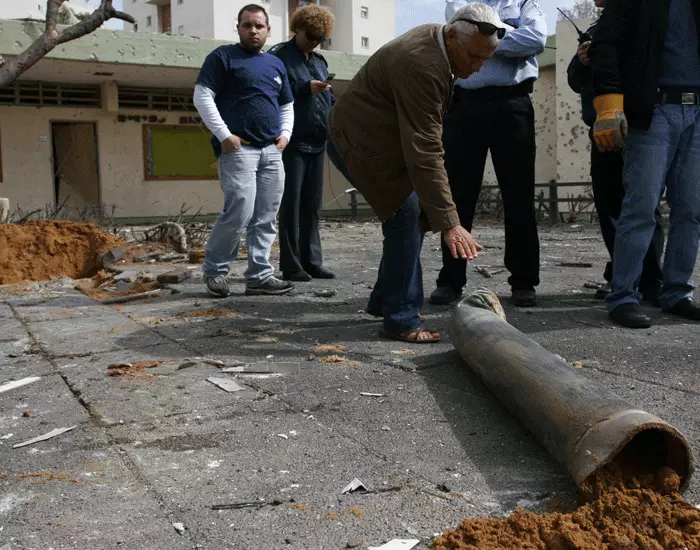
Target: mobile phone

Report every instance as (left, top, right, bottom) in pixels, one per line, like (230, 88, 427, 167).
(325, 73, 336, 82)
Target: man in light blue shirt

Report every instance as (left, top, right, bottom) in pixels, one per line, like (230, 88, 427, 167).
(430, 0, 547, 308)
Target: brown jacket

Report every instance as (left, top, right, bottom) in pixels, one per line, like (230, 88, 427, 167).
(328, 24, 458, 232)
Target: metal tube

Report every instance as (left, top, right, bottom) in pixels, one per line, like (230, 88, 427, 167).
(448, 303, 694, 493)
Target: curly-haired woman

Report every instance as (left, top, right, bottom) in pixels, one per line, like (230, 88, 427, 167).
(270, 4, 336, 281)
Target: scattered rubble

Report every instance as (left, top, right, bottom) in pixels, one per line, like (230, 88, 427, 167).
(108, 361, 163, 381)
(13, 426, 77, 449)
(207, 377, 244, 393)
(0, 376, 41, 394)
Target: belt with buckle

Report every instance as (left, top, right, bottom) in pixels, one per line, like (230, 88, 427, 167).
(657, 89, 700, 105)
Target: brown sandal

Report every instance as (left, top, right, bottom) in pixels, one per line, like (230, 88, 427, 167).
(380, 327, 441, 344)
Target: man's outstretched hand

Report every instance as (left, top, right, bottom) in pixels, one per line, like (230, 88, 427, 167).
(443, 225, 481, 260)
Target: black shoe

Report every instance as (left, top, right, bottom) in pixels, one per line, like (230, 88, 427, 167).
(283, 270, 312, 282)
(512, 288, 536, 307)
(666, 298, 700, 321)
(609, 303, 651, 328)
(429, 286, 462, 305)
(594, 282, 611, 300)
(305, 266, 336, 279)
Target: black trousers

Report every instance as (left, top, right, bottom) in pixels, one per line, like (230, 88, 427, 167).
(279, 149, 325, 274)
(590, 145, 664, 291)
(437, 89, 540, 291)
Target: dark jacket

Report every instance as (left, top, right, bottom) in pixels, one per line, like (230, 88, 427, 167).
(328, 25, 457, 232)
(589, 0, 700, 130)
(270, 38, 334, 154)
(567, 20, 600, 128)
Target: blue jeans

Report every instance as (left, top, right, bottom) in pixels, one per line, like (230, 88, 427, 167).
(203, 144, 284, 284)
(606, 104, 700, 312)
(327, 140, 424, 333)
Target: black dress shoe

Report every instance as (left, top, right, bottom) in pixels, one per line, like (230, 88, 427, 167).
(594, 282, 611, 300)
(428, 286, 462, 305)
(667, 298, 700, 320)
(283, 270, 312, 282)
(511, 288, 536, 307)
(305, 266, 335, 279)
(609, 303, 651, 328)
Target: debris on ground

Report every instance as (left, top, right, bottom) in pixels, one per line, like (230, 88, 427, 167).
(211, 497, 291, 511)
(108, 361, 163, 381)
(558, 262, 594, 268)
(370, 540, 419, 550)
(583, 281, 604, 290)
(185, 309, 240, 319)
(207, 377, 244, 393)
(156, 268, 192, 284)
(144, 222, 188, 253)
(314, 289, 337, 298)
(319, 355, 347, 364)
(172, 522, 186, 535)
(314, 344, 345, 353)
(0, 376, 41, 394)
(13, 426, 77, 449)
(360, 392, 384, 397)
(77, 279, 162, 302)
(222, 362, 300, 374)
(342, 478, 368, 494)
(431, 465, 700, 549)
(0, 221, 124, 285)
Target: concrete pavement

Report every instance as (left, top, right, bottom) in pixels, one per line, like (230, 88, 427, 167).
(1, 222, 698, 549)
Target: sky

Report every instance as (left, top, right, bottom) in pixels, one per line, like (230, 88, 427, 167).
(102, 0, 569, 36)
(396, 0, 572, 37)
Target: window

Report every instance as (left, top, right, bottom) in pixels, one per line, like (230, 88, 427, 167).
(361, 6, 368, 18)
(118, 87, 196, 111)
(134, 23, 138, 31)
(146, 15, 152, 27)
(178, 25, 184, 35)
(361, 36, 369, 49)
(143, 126, 218, 181)
(0, 81, 101, 108)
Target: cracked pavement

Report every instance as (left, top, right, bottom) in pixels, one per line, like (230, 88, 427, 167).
(0, 221, 698, 549)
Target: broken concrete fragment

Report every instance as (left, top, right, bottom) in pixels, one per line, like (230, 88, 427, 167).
(157, 268, 191, 284)
(207, 377, 244, 393)
(189, 249, 206, 263)
(342, 478, 367, 494)
(368, 540, 419, 550)
(13, 426, 77, 449)
(172, 522, 185, 535)
(102, 246, 126, 267)
(0, 376, 41, 394)
(314, 289, 337, 298)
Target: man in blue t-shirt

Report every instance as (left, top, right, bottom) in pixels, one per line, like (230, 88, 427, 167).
(193, 3, 295, 297)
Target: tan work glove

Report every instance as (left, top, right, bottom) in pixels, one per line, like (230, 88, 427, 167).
(592, 94, 628, 152)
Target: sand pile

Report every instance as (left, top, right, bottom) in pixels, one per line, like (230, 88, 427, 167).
(432, 465, 699, 550)
(0, 221, 124, 285)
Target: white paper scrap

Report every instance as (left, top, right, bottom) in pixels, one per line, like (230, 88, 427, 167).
(341, 477, 367, 494)
(13, 426, 77, 449)
(360, 392, 384, 397)
(0, 377, 41, 394)
(368, 540, 420, 550)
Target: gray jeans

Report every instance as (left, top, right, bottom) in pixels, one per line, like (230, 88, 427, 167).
(203, 144, 284, 283)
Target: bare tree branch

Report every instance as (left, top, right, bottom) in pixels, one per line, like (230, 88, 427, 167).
(0, 0, 136, 88)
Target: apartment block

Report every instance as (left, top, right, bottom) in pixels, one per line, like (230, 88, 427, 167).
(126, 0, 395, 54)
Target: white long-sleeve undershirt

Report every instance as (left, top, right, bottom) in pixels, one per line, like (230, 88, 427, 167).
(193, 84, 294, 143)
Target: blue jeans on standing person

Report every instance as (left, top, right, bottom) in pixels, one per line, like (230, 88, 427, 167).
(202, 144, 285, 284)
(327, 140, 424, 333)
(606, 104, 700, 312)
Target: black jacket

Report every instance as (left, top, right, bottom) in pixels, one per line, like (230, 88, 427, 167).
(567, 19, 600, 128)
(589, 0, 700, 130)
(270, 39, 335, 154)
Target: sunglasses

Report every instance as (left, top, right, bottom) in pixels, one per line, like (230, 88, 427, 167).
(457, 18, 506, 39)
(305, 31, 327, 43)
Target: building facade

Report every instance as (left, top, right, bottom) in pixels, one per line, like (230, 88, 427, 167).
(0, 19, 577, 223)
(126, 0, 395, 55)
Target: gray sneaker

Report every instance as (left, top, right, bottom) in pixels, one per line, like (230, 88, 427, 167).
(245, 276, 293, 296)
(204, 275, 230, 297)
